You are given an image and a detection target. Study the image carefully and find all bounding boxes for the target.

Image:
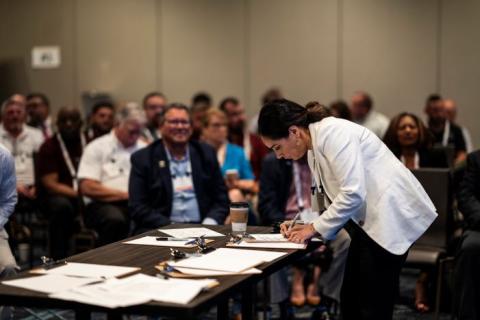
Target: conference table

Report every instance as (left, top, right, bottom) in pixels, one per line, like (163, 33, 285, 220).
(0, 224, 321, 320)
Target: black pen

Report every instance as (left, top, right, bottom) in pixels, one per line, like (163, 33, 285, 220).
(156, 237, 195, 241)
(43, 260, 67, 270)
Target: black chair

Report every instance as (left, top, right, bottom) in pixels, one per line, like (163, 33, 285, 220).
(406, 168, 452, 319)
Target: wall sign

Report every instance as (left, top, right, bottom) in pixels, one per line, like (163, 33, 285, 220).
(31, 46, 61, 69)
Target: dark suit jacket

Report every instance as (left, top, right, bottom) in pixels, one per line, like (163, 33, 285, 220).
(458, 150, 480, 231)
(129, 139, 229, 234)
(258, 153, 293, 225)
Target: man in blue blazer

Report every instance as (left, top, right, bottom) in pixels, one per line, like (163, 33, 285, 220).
(129, 103, 229, 234)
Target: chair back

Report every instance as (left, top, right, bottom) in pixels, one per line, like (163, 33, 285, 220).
(411, 168, 451, 249)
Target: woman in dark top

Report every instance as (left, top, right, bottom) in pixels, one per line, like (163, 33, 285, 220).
(384, 112, 448, 312)
(384, 112, 448, 170)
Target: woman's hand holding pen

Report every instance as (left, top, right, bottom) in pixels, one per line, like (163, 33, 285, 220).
(280, 222, 317, 244)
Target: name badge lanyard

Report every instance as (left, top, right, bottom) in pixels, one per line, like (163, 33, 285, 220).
(57, 133, 86, 191)
(442, 121, 450, 147)
(293, 161, 305, 212)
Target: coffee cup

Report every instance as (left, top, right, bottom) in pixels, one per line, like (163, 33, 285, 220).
(230, 202, 249, 234)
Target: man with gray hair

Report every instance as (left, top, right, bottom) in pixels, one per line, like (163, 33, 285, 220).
(0, 98, 44, 204)
(77, 102, 147, 245)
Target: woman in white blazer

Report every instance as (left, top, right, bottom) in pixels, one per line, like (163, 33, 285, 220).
(258, 99, 437, 320)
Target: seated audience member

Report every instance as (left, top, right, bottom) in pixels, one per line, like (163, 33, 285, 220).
(84, 101, 115, 142)
(350, 91, 389, 138)
(425, 94, 466, 165)
(78, 103, 146, 246)
(0, 98, 44, 208)
(201, 108, 256, 203)
(0, 144, 18, 319)
(259, 152, 350, 314)
(384, 112, 447, 313)
(443, 98, 474, 153)
(37, 107, 85, 259)
(454, 150, 480, 319)
(26, 92, 53, 139)
(329, 100, 352, 120)
(129, 103, 228, 234)
(248, 87, 284, 134)
(384, 112, 448, 169)
(142, 91, 167, 143)
(219, 97, 269, 180)
(190, 92, 213, 141)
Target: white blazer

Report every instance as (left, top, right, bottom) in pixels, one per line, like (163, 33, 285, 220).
(308, 117, 437, 255)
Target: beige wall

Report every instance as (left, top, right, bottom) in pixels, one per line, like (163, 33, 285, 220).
(0, 0, 479, 147)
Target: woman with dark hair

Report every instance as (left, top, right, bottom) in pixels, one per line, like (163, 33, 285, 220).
(384, 112, 448, 313)
(258, 99, 437, 320)
(383, 112, 448, 169)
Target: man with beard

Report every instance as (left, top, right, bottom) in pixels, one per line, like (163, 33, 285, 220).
(219, 97, 269, 180)
(37, 107, 85, 259)
(425, 94, 466, 165)
(141, 92, 167, 143)
(26, 93, 53, 139)
(84, 101, 115, 142)
(129, 103, 228, 234)
(0, 98, 44, 205)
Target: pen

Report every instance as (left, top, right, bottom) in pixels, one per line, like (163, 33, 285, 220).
(288, 211, 301, 232)
(43, 260, 67, 270)
(156, 237, 195, 241)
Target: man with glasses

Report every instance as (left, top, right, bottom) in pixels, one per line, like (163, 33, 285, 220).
(78, 103, 147, 246)
(129, 103, 228, 235)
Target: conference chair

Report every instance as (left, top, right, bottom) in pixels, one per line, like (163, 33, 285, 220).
(406, 168, 452, 319)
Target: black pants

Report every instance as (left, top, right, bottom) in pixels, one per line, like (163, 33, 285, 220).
(453, 230, 480, 320)
(340, 221, 407, 320)
(42, 195, 78, 260)
(85, 201, 129, 246)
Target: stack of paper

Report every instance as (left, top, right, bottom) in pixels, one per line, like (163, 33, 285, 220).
(159, 227, 224, 238)
(169, 248, 286, 273)
(2, 274, 99, 294)
(50, 274, 217, 307)
(227, 234, 307, 249)
(32, 262, 140, 279)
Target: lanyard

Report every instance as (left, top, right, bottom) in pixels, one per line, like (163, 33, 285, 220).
(57, 133, 86, 191)
(293, 161, 305, 211)
(442, 121, 450, 147)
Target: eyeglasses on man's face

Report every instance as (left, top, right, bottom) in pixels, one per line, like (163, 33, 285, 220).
(165, 119, 190, 127)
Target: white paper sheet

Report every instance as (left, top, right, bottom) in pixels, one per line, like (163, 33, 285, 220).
(2, 274, 98, 294)
(124, 236, 195, 247)
(159, 227, 224, 238)
(51, 274, 216, 307)
(50, 284, 151, 308)
(42, 262, 140, 279)
(169, 248, 286, 273)
(249, 234, 290, 242)
(229, 241, 307, 249)
(172, 266, 262, 276)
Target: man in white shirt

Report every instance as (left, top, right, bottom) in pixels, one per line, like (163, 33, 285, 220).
(0, 98, 44, 202)
(78, 103, 147, 246)
(350, 91, 389, 139)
